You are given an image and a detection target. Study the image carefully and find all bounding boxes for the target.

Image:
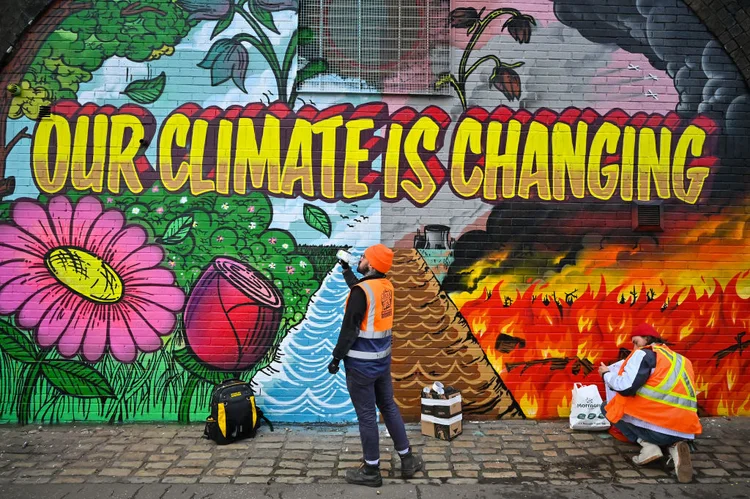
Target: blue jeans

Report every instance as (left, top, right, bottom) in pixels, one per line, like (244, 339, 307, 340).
(345, 365, 410, 462)
(601, 403, 683, 447)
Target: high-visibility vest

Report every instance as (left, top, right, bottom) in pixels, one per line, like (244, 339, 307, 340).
(604, 344, 702, 435)
(345, 278, 394, 361)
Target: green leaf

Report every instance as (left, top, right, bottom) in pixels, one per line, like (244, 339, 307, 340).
(121, 71, 166, 105)
(250, 2, 279, 34)
(212, 16, 234, 40)
(298, 27, 315, 47)
(0, 318, 37, 363)
(159, 215, 194, 244)
(296, 59, 328, 84)
(174, 348, 238, 385)
(41, 360, 115, 398)
(303, 203, 332, 237)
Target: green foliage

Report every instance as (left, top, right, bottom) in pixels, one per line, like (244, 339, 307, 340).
(122, 71, 167, 104)
(303, 203, 332, 237)
(53, 184, 323, 336)
(40, 360, 116, 398)
(17, 1, 195, 115)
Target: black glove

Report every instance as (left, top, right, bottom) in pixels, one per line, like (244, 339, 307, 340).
(339, 260, 350, 271)
(328, 357, 340, 374)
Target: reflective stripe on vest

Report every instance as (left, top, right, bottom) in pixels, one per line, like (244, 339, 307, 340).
(346, 278, 394, 361)
(358, 329, 392, 339)
(359, 281, 377, 332)
(634, 345, 698, 411)
(347, 346, 392, 360)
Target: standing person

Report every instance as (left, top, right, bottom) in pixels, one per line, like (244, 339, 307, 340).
(327, 244, 424, 487)
(599, 323, 702, 483)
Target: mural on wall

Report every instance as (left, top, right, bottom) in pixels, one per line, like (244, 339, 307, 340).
(0, 0, 749, 424)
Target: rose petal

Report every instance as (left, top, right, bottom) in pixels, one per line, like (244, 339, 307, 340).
(47, 197, 74, 247)
(81, 306, 109, 362)
(108, 307, 136, 362)
(102, 225, 147, 268)
(126, 285, 185, 312)
(12, 200, 59, 248)
(84, 210, 125, 256)
(123, 268, 177, 287)
(57, 301, 95, 358)
(119, 303, 164, 352)
(71, 196, 103, 248)
(37, 294, 84, 348)
(17, 284, 68, 329)
(117, 245, 165, 276)
(0, 224, 47, 257)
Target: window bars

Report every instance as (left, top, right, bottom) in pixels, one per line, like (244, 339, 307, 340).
(298, 0, 451, 95)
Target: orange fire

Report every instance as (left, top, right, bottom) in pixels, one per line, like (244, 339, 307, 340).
(459, 273, 750, 419)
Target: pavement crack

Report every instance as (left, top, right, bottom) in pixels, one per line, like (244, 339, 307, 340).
(158, 486, 170, 499)
(416, 485, 423, 499)
(585, 485, 606, 499)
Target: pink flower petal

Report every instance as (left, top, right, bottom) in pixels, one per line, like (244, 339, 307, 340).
(11, 199, 59, 248)
(123, 268, 177, 287)
(17, 284, 68, 329)
(126, 285, 185, 312)
(84, 209, 125, 256)
(118, 303, 164, 352)
(81, 306, 109, 362)
(126, 296, 177, 335)
(0, 262, 56, 315)
(102, 225, 147, 268)
(71, 196, 103, 248)
(117, 245, 165, 276)
(37, 294, 85, 348)
(108, 307, 136, 363)
(57, 301, 95, 358)
(46, 197, 74, 247)
(0, 224, 47, 257)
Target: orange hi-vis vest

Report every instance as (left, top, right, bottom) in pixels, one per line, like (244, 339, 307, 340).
(604, 344, 702, 435)
(345, 278, 394, 361)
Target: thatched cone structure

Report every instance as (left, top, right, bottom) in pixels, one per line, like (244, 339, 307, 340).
(389, 249, 522, 421)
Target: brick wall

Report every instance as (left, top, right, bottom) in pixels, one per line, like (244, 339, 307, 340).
(0, 0, 748, 425)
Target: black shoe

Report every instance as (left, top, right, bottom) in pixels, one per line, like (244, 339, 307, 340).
(345, 462, 382, 487)
(400, 451, 424, 479)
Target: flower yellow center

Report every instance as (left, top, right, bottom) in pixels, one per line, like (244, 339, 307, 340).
(45, 247, 123, 303)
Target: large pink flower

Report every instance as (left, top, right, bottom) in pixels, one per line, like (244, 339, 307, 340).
(0, 196, 185, 362)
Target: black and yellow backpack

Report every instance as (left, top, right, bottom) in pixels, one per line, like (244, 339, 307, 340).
(203, 379, 273, 445)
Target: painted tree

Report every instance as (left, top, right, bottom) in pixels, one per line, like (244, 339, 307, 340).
(0, 0, 195, 199)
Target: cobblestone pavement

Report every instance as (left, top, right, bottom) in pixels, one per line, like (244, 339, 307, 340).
(0, 418, 748, 487)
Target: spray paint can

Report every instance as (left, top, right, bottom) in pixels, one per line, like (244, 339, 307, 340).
(336, 250, 360, 268)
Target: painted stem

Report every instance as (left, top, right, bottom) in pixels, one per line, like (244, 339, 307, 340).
(178, 373, 200, 424)
(453, 8, 521, 109)
(17, 362, 42, 426)
(235, 8, 286, 101)
(280, 30, 299, 106)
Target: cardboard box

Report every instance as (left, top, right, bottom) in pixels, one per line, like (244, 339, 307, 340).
(420, 415, 463, 441)
(420, 388, 462, 441)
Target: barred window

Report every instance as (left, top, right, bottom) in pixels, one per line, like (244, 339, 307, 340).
(298, 0, 451, 95)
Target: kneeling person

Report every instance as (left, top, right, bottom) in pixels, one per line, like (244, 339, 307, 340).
(599, 323, 702, 483)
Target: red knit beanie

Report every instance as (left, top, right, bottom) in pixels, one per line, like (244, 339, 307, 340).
(364, 244, 393, 273)
(632, 323, 658, 338)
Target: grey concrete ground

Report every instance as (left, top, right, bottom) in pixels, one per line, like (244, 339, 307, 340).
(1, 418, 749, 498)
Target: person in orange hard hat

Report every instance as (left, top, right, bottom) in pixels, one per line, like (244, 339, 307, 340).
(327, 244, 423, 487)
(599, 323, 702, 483)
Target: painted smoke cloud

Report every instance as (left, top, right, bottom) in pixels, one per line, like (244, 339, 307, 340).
(553, 0, 750, 200)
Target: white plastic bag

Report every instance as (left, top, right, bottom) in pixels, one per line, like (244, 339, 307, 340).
(569, 383, 610, 431)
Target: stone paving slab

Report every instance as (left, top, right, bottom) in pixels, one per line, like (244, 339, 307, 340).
(0, 418, 748, 487)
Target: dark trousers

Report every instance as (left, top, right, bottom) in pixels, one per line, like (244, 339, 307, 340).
(345, 365, 410, 462)
(602, 403, 684, 447)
